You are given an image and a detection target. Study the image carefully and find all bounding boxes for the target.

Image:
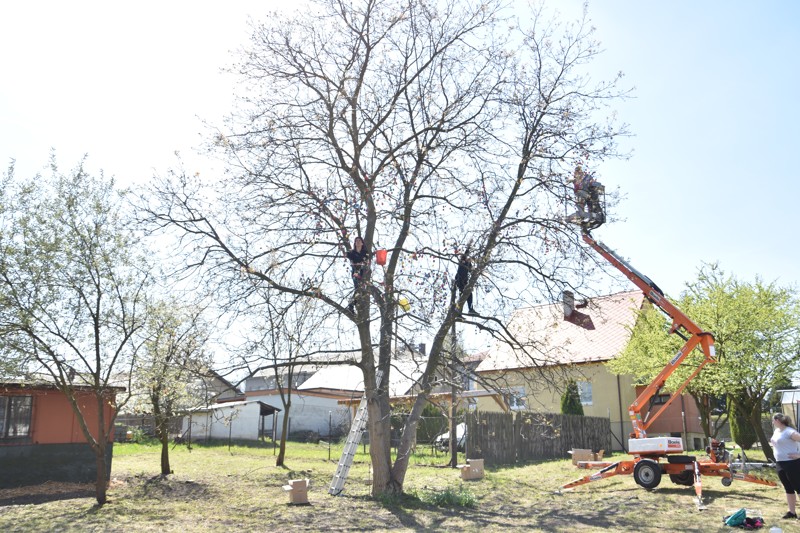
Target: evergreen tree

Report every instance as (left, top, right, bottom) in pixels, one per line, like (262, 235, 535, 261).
(561, 380, 584, 416)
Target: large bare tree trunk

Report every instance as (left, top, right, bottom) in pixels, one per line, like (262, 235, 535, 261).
(750, 406, 774, 462)
(367, 394, 395, 495)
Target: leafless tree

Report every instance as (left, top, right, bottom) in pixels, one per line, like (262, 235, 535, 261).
(237, 293, 332, 467)
(142, 0, 628, 495)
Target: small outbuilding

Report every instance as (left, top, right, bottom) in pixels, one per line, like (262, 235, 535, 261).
(182, 400, 281, 442)
(0, 381, 122, 488)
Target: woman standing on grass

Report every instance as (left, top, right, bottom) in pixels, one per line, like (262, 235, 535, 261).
(769, 413, 800, 520)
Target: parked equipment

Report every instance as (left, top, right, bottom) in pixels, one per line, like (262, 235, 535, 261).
(561, 230, 775, 508)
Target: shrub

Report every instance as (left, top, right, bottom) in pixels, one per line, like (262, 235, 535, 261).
(561, 380, 584, 416)
(411, 484, 476, 508)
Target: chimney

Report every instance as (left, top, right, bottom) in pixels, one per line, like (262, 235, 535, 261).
(418, 343, 426, 356)
(562, 290, 575, 319)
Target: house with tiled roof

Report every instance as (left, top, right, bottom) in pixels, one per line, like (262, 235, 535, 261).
(474, 290, 705, 452)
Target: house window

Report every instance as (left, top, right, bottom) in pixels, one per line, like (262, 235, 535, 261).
(651, 394, 671, 405)
(507, 387, 526, 411)
(0, 395, 33, 439)
(462, 371, 476, 391)
(577, 381, 593, 406)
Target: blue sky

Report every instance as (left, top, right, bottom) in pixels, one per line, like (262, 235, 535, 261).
(578, 2, 799, 297)
(1, 0, 797, 301)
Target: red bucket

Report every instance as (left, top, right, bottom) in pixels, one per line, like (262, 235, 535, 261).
(375, 249, 387, 265)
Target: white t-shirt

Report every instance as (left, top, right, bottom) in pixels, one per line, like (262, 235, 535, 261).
(771, 426, 800, 462)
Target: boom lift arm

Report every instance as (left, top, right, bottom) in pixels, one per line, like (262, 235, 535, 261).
(561, 228, 775, 503)
(581, 232, 716, 441)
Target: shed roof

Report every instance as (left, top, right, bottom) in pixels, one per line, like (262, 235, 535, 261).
(0, 381, 126, 393)
(476, 290, 644, 373)
(185, 400, 280, 416)
(298, 355, 427, 396)
(780, 390, 800, 405)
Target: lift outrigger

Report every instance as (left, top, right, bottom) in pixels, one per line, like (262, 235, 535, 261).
(561, 220, 775, 508)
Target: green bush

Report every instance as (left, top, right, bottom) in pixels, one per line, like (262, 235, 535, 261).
(411, 484, 476, 508)
(128, 426, 150, 444)
(561, 380, 584, 416)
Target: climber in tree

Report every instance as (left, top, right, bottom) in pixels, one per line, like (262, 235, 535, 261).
(346, 236, 368, 313)
(454, 251, 476, 315)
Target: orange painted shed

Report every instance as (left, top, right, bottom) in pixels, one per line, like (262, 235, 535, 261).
(0, 381, 123, 488)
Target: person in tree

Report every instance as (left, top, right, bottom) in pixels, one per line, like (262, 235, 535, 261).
(770, 413, 800, 520)
(346, 236, 368, 312)
(454, 252, 476, 315)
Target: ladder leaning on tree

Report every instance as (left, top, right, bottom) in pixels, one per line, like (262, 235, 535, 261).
(329, 369, 383, 496)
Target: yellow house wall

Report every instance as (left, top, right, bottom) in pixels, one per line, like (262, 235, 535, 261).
(475, 364, 711, 451)
(475, 363, 638, 451)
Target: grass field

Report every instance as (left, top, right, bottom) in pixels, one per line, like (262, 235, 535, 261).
(0, 440, 791, 532)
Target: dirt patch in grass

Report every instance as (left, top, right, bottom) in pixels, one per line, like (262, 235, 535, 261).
(0, 481, 96, 507)
(123, 474, 213, 501)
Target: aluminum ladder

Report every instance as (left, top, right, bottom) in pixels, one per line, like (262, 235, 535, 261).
(329, 369, 382, 496)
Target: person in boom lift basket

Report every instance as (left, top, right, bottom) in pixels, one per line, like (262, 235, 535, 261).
(571, 165, 605, 229)
(770, 413, 800, 520)
(346, 236, 369, 313)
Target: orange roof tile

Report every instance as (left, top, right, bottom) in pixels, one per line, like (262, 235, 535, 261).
(476, 290, 644, 372)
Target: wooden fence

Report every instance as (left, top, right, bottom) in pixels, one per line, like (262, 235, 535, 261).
(465, 411, 611, 466)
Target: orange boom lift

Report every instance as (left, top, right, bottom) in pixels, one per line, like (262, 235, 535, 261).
(561, 229, 775, 508)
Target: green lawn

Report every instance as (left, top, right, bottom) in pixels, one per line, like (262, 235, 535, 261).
(0, 440, 788, 532)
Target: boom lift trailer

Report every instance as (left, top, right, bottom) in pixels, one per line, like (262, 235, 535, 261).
(561, 230, 775, 508)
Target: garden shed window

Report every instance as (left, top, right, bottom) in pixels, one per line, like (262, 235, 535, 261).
(0, 395, 33, 439)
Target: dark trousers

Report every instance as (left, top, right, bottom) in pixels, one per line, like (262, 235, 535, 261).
(457, 285, 473, 311)
(777, 459, 800, 493)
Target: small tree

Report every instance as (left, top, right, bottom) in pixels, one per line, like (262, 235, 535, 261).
(235, 293, 329, 467)
(0, 157, 150, 505)
(609, 264, 800, 461)
(561, 380, 584, 416)
(136, 299, 211, 475)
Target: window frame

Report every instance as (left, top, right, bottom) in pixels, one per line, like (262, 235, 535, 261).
(651, 393, 671, 406)
(0, 395, 33, 440)
(507, 386, 527, 411)
(576, 381, 593, 406)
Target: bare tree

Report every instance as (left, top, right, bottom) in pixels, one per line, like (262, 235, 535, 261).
(142, 0, 627, 495)
(0, 157, 150, 505)
(237, 293, 330, 466)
